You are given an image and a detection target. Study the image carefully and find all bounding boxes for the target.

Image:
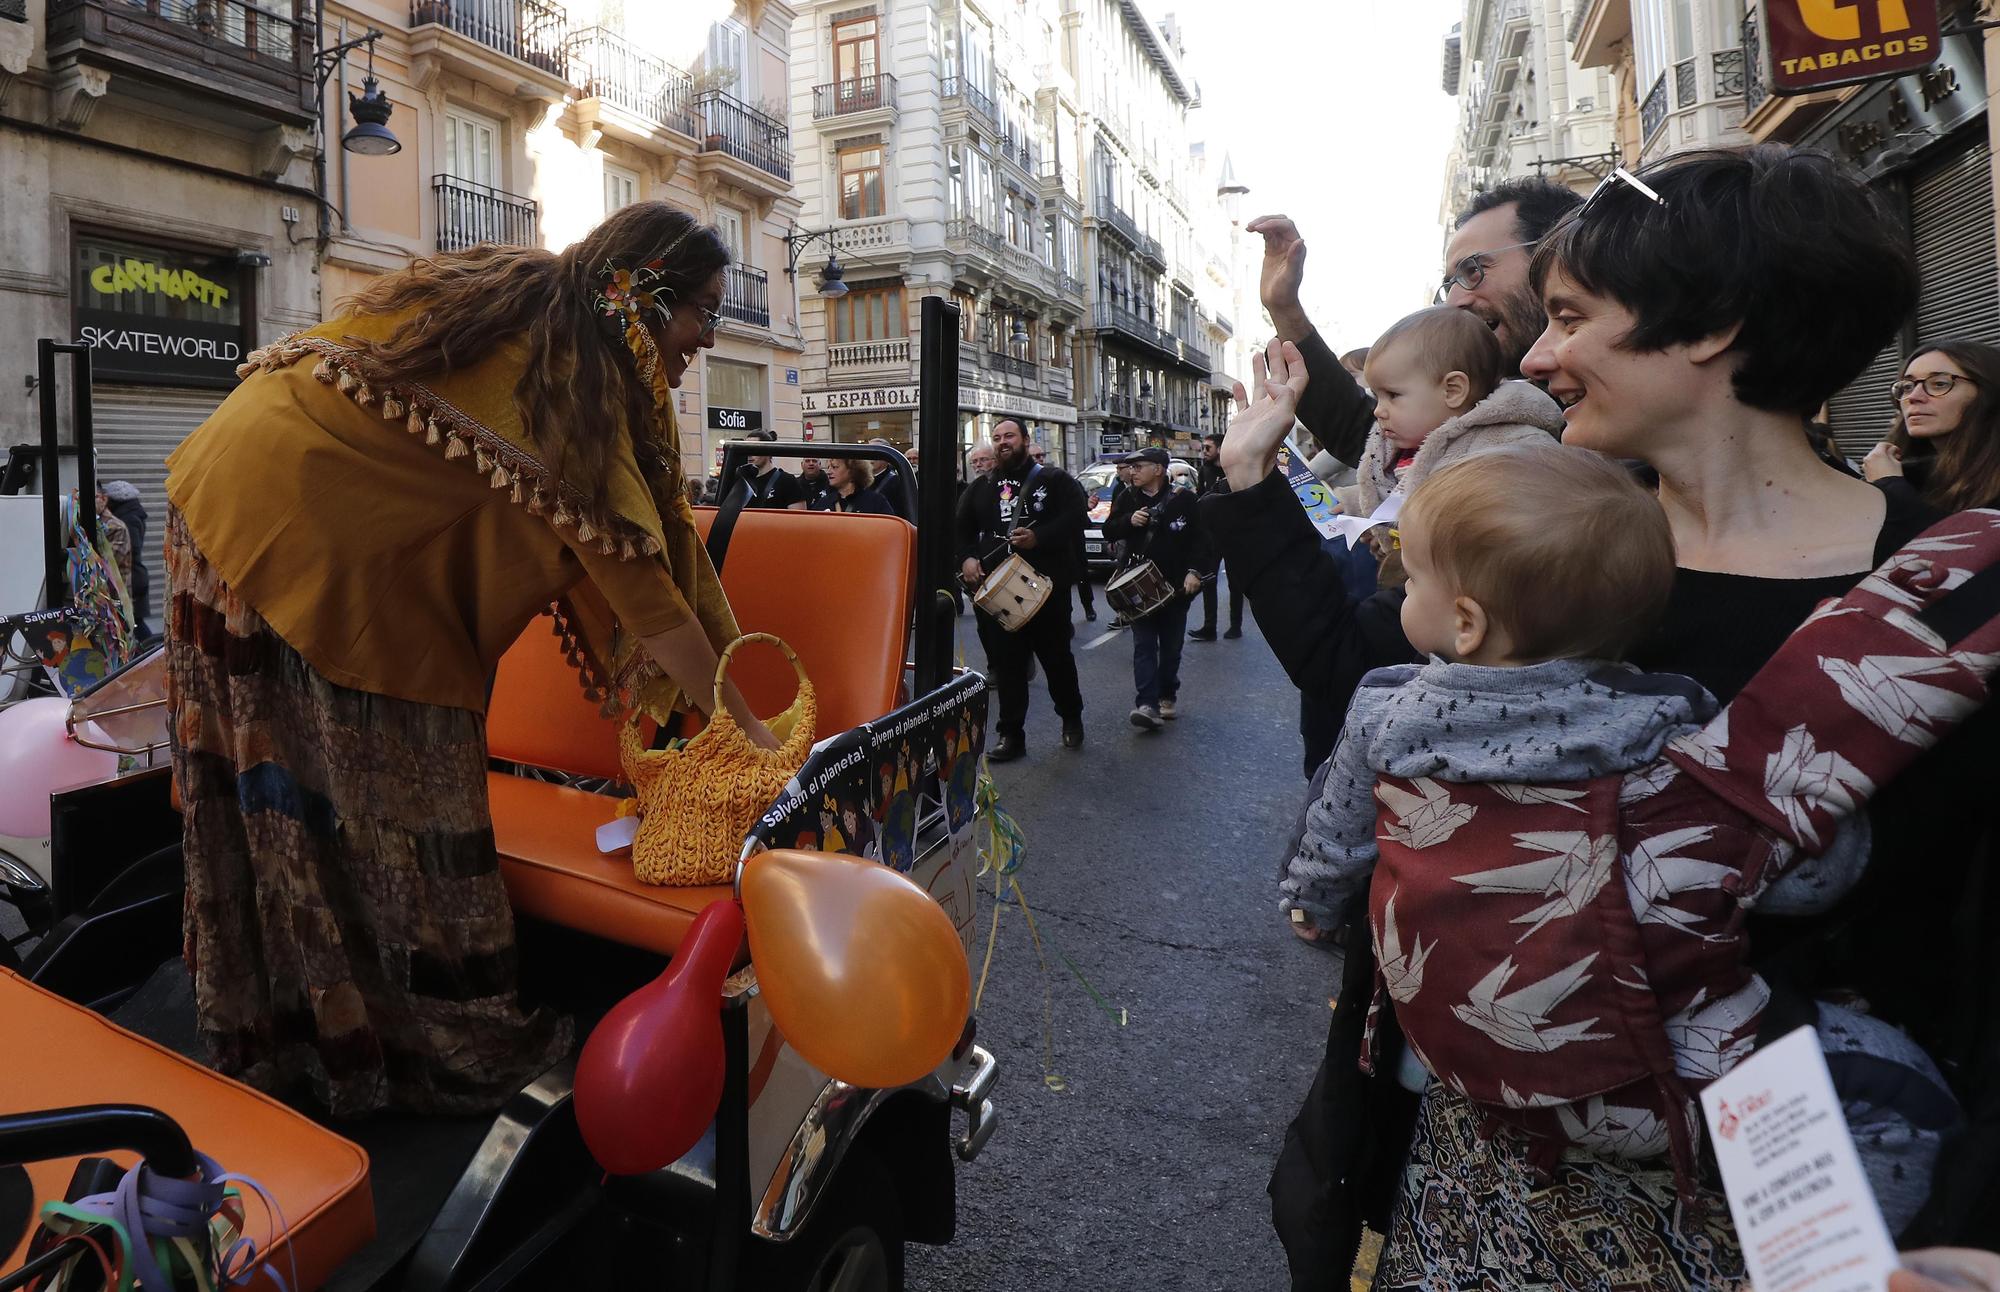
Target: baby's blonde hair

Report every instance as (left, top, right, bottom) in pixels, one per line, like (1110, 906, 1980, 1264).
(1365, 306, 1503, 407)
(1401, 441, 1675, 662)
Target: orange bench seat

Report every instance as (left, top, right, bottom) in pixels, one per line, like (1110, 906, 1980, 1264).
(487, 509, 914, 958)
(0, 969, 374, 1291)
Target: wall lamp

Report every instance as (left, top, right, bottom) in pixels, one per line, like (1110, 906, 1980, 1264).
(783, 228, 851, 298)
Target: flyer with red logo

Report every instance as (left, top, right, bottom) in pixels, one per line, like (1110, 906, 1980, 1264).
(1699, 1026, 1898, 1292)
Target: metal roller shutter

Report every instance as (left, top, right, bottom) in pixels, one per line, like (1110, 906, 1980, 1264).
(1827, 338, 1904, 462)
(1912, 139, 2000, 348)
(91, 386, 226, 627)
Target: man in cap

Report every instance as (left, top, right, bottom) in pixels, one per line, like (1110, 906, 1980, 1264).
(1102, 447, 1210, 729)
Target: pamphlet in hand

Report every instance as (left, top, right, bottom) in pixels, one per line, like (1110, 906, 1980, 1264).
(1699, 1026, 1898, 1292)
(1280, 449, 1344, 541)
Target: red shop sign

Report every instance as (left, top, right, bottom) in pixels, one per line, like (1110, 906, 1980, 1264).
(1765, 0, 1940, 96)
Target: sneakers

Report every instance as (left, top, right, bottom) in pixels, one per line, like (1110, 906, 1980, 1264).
(1129, 704, 1162, 730)
(1159, 698, 1178, 720)
(1223, 626, 1244, 640)
(1062, 721, 1085, 749)
(1187, 627, 1217, 642)
(989, 733, 1027, 763)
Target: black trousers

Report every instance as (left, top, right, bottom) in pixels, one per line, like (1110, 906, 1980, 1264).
(974, 587, 1083, 738)
(1198, 564, 1244, 633)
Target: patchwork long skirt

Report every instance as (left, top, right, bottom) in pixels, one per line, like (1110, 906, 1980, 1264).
(1371, 1086, 1746, 1291)
(164, 508, 570, 1115)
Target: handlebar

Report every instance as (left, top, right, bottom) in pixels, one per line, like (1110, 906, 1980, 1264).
(0, 1104, 197, 1178)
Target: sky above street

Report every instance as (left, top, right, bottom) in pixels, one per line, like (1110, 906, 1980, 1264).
(1173, 0, 1465, 352)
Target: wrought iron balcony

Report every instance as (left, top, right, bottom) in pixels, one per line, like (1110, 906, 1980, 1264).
(696, 90, 791, 181)
(1092, 194, 1140, 246)
(1641, 72, 1668, 141)
(941, 75, 995, 125)
(433, 174, 538, 251)
(985, 351, 1037, 382)
(1090, 301, 1180, 362)
(46, 0, 314, 123)
(1137, 232, 1167, 270)
(813, 73, 897, 119)
(722, 263, 768, 328)
(410, 0, 568, 78)
(1713, 47, 1746, 101)
(1673, 55, 1698, 108)
(569, 26, 697, 137)
(946, 217, 1004, 257)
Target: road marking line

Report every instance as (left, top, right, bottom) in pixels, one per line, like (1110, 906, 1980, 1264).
(1083, 626, 1126, 650)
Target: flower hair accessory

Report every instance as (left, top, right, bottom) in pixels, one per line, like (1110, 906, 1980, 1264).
(591, 224, 702, 447)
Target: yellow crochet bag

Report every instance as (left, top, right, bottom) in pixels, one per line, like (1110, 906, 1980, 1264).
(620, 632, 817, 886)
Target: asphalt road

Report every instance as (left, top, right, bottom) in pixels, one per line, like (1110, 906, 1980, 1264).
(908, 585, 1342, 1292)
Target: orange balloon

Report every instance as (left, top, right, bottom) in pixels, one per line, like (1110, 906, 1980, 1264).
(742, 849, 971, 1089)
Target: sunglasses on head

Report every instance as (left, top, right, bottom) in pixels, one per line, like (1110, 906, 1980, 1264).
(1577, 166, 1668, 222)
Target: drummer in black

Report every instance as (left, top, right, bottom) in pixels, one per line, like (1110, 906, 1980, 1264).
(1102, 447, 1211, 730)
(956, 418, 1087, 760)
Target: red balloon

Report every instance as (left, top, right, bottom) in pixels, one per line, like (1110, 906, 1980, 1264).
(574, 898, 744, 1175)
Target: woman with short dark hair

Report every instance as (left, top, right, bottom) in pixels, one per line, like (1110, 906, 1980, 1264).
(809, 455, 894, 514)
(1865, 340, 2000, 512)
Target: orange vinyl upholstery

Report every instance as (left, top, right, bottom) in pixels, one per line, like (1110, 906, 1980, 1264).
(0, 970, 374, 1291)
(489, 508, 914, 956)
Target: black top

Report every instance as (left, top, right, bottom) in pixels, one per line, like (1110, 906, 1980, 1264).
(869, 463, 916, 520)
(733, 465, 806, 510)
(1104, 483, 1215, 586)
(808, 487, 894, 516)
(955, 462, 1085, 583)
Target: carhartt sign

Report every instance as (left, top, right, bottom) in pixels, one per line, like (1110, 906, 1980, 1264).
(1765, 0, 1939, 96)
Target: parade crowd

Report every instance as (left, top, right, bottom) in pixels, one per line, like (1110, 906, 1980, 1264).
(904, 144, 2000, 1291)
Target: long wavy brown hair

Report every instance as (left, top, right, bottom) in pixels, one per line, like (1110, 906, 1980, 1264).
(338, 202, 729, 517)
(1884, 338, 2000, 513)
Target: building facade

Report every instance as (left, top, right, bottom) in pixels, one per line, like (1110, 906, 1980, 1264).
(315, 0, 806, 480)
(1568, 0, 1752, 165)
(1, 0, 324, 626)
(1443, 0, 1623, 215)
(785, 0, 1088, 468)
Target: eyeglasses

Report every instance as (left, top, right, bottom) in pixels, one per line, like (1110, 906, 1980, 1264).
(1891, 373, 1973, 401)
(1576, 165, 1667, 223)
(678, 301, 724, 337)
(1434, 241, 1536, 304)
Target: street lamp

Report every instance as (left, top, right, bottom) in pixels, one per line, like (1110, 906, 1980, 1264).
(784, 228, 853, 298)
(307, 28, 401, 245)
(1009, 317, 1030, 348)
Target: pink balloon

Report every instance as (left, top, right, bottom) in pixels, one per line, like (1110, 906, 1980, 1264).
(0, 698, 120, 838)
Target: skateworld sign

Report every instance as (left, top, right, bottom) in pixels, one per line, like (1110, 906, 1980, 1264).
(1765, 0, 1940, 96)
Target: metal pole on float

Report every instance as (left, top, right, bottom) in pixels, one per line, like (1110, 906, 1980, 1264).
(913, 296, 961, 697)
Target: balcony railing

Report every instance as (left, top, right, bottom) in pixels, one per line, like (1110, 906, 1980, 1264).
(1092, 194, 1140, 245)
(813, 73, 898, 119)
(433, 174, 538, 251)
(830, 338, 912, 369)
(940, 75, 995, 124)
(721, 263, 768, 328)
(1056, 272, 1084, 300)
(1641, 72, 1668, 140)
(1713, 46, 1746, 100)
(986, 352, 1037, 381)
(1673, 56, 1698, 108)
(946, 217, 1004, 256)
(696, 90, 790, 181)
(410, 0, 568, 77)
(1743, 11, 1768, 115)
(47, 0, 313, 121)
(1137, 232, 1166, 268)
(569, 26, 697, 135)
(1091, 301, 1179, 359)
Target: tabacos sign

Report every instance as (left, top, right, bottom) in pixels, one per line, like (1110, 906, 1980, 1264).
(1766, 0, 1940, 96)
(71, 234, 249, 387)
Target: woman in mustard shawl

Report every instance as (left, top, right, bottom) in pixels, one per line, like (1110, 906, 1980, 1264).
(164, 203, 773, 1115)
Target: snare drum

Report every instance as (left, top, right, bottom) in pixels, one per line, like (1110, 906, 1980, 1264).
(1105, 560, 1175, 621)
(974, 553, 1052, 632)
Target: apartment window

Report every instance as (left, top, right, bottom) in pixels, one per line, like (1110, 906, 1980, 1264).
(714, 208, 746, 264)
(707, 19, 750, 97)
(948, 145, 965, 219)
(953, 288, 978, 341)
(838, 145, 884, 219)
(833, 15, 878, 83)
(830, 280, 907, 342)
(603, 164, 640, 215)
(444, 109, 499, 186)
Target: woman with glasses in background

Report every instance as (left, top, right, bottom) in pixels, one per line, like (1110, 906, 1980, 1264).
(1865, 341, 2000, 512)
(163, 203, 773, 1115)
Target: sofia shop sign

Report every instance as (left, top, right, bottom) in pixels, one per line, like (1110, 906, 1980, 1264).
(71, 235, 248, 387)
(1765, 0, 1940, 95)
